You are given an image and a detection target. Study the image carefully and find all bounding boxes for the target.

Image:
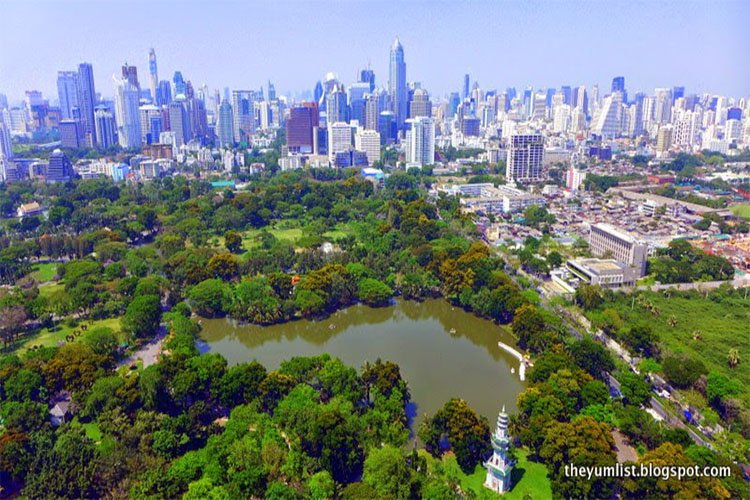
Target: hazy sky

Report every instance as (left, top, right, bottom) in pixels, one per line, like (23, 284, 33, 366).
(1, 0, 748, 104)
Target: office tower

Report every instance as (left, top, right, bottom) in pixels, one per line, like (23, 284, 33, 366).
(122, 63, 140, 90)
(286, 102, 318, 154)
(47, 149, 74, 182)
(727, 107, 742, 121)
(506, 134, 544, 184)
(359, 68, 375, 92)
(408, 88, 432, 118)
(364, 89, 386, 130)
(57, 71, 80, 119)
(589, 223, 648, 276)
(168, 101, 191, 147)
(267, 81, 276, 101)
(388, 37, 407, 128)
(139, 104, 162, 144)
(187, 97, 207, 139)
(674, 110, 701, 147)
(173, 71, 186, 97)
(0, 117, 12, 160)
(59, 119, 85, 148)
(157, 80, 172, 106)
(611, 76, 626, 103)
(448, 92, 460, 118)
(326, 83, 348, 123)
(148, 49, 158, 103)
(0, 94, 7, 110)
(378, 110, 396, 145)
(404, 116, 435, 167)
(314, 81, 324, 104)
(348, 82, 370, 125)
(656, 126, 673, 155)
(592, 92, 624, 138)
(94, 108, 116, 149)
(77, 63, 97, 146)
(553, 104, 572, 133)
(354, 128, 381, 165)
(560, 86, 572, 105)
(114, 77, 142, 149)
(530, 92, 547, 120)
(463, 74, 470, 99)
(217, 99, 235, 147)
(672, 86, 685, 103)
(653, 88, 673, 124)
(328, 121, 352, 161)
(231, 90, 255, 142)
(725, 119, 742, 142)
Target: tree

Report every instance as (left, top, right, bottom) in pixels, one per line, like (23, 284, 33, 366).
(575, 284, 604, 311)
(307, 471, 335, 500)
(357, 278, 393, 307)
(419, 398, 490, 473)
(82, 326, 119, 358)
(121, 294, 162, 340)
(512, 304, 561, 354)
(662, 355, 707, 388)
(207, 253, 240, 281)
(618, 372, 653, 406)
(362, 445, 412, 498)
(188, 279, 233, 317)
(569, 338, 615, 380)
(0, 305, 27, 349)
(539, 417, 617, 499)
(621, 325, 658, 357)
(224, 230, 243, 254)
(4, 368, 43, 401)
(218, 361, 268, 407)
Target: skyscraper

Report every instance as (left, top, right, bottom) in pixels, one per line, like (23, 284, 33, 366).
(388, 37, 407, 129)
(157, 80, 172, 106)
(611, 76, 625, 93)
(326, 83, 348, 123)
(506, 134, 544, 184)
(314, 81, 324, 104)
(57, 71, 79, 120)
(231, 90, 256, 143)
(173, 71, 186, 97)
(463, 74, 470, 100)
(148, 49, 158, 103)
(328, 121, 352, 161)
(286, 102, 318, 154)
(47, 149, 74, 182)
(168, 101, 191, 147)
(77, 63, 97, 146)
(217, 100, 234, 147)
(122, 63, 140, 90)
(409, 88, 432, 118)
(94, 108, 116, 149)
(592, 92, 624, 138)
(359, 68, 375, 92)
(114, 77, 142, 149)
(405, 116, 435, 167)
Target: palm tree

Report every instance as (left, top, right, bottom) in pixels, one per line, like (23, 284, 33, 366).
(667, 315, 678, 327)
(728, 349, 740, 369)
(692, 330, 703, 341)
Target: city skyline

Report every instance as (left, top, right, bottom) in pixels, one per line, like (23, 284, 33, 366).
(1, 0, 748, 103)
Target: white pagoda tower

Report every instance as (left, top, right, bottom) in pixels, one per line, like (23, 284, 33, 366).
(484, 406, 515, 494)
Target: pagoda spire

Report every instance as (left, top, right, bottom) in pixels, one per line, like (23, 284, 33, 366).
(484, 405, 515, 494)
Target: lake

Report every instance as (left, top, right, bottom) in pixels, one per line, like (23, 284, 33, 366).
(199, 299, 525, 429)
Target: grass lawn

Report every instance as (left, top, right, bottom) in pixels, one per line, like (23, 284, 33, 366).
(14, 317, 122, 354)
(425, 448, 551, 499)
(38, 281, 65, 298)
(241, 223, 354, 250)
(589, 290, 750, 404)
(730, 203, 750, 220)
(31, 262, 59, 283)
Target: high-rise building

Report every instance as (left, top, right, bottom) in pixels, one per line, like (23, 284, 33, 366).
(653, 88, 673, 124)
(365, 89, 387, 130)
(326, 83, 348, 124)
(388, 37, 407, 129)
(0, 117, 13, 161)
(592, 92, 624, 138)
(114, 77, 142, 149)
(506, 134, 544, 184)
(139, 104, 162, 144)
(560, 86, 572, 105)
(356, 68, 374, 92)
(148, 48, 158, 103)
(328, 121, 352, 161)
(57, 71, 80, 120)
(286, 102, 319, 154)
(656, 126, 673, 155)
(173, 71, 186, 97)
(122, 63, 140, 90)
(463, 74, 470, 100)
(404, 116, 435, 167)
(94, 108, 116, 149)
(77, 63, 97, 146)
(354, 128, 381, 165)
(672, 86, 685, 103)
(217, 100, 234, 147)
(267, 81, 276, 101)
(378, 110, 396, 145)
(231, 90, 256, 143)
(611, 76, 626, 102)
(168, 101, 191, 147)
(157, 80, 172, 106)
(408, 88, 432, 118)
(59, 119, 85, 148)
(47, 149, 74, 182)
(314, 81, 324, 104)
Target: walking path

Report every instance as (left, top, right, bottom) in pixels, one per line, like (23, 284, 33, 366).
(497, 341, 529, 381)
(117, 326, 166, 369)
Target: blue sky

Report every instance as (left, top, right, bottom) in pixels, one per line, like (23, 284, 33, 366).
(0, 0, 747, 103)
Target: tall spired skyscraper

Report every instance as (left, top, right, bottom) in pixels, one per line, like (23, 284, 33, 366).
(148, 48, 158, 104)
(388, 37, 407, 129)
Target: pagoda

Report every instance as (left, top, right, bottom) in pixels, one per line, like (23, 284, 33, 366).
(484, 406, 515, 494)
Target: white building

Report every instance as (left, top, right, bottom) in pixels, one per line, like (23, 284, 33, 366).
(484, 407, 514, 494)
(506, 134, 544, 184)
(328, 122, 352, 161)
(405, 116, 435, 167)
(114, 77, 142, 149)
(354, 128, 381, 166)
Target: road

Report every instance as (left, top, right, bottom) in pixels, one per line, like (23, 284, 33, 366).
(117, 326, 166, 369)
